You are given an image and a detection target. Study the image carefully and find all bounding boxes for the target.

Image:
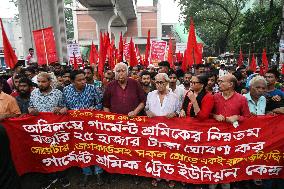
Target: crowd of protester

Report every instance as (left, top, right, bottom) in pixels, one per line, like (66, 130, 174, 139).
(0, 59, 283, 189)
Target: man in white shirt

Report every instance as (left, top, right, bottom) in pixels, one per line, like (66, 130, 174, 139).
(168, 71, 185, 108)
(145, 73, 180, 118)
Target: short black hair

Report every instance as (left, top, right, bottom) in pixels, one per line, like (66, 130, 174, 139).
(84, 66, 94, 74)
(70, 70, 85, 81)
(158, 61, 170, 69)
(140, 70, 151, 78)
(26, 66, 36, 74)
(266, 68, 280, 79)
(28, 48, 34, 51)
(195, 64, 206, 69)
(168, 71, 177, 77)
(196, 74, 209, 88)
(18, 77, 33, 86)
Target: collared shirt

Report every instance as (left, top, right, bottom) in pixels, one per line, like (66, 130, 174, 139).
(244, 93, 266, 115)
(213, 92, 251, 121)
(16, 96, 30, 114)
(171, 85, 185, 108)
(103, 78, 146, 115)
(29, 88, 64, 112)
(63, 84, 102, 110)
(145, 90, 180, 116)
(0, 92, 21, 115)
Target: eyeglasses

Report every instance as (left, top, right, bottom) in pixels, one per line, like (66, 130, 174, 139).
(155, 81, 166, 85)
(190, 81, 201, 85)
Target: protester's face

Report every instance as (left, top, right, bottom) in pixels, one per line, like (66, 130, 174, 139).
(18, 82, 30, 96)
(141, 75, 151, 86)
(25, 71, 33, 79)
(57, 76, 63, 86)
(132, 67, 139, 75)
(115, 66, 128, 82)
(155, 76, 167, 92)
(250, 81, 267, 98)
(169, 74, 177, 85)
(207, 76, 216, 88)
(183, 74, 192, 85)
(190, 76, 203, 92)
(29, 50, 34, 55)
(265, 73, 276, 86)
(54, 65, 62, 73)
(240, 69, 247, 78)
(217, 76, 232, 92)
(158, 66, 168, 74)
(84, 69, 93, 82)
(73, 73, 86, 91)
(13, 78, 20, 89)
(197, 67, 205, 74)
(15, 66, 22, 74)
(37, 76, 51, 92)
(63, 73, 71, 86)
(103, 72, 114, 86)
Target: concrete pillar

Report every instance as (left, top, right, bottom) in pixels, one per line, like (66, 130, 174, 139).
(110, 26, 127, 47)
(89, 10, 115, 37)
(18, 0, 68, 63)
(156, 0, 162, 40)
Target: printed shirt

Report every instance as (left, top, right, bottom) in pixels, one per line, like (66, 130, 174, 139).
(63, 84, 102, 110)
(29, 88, 64, 112)
(244, 93, 266, 115)
(145, 90, 180, 116)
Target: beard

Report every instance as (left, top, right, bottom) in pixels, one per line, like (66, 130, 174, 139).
(64, 81, 71, 86)
(19, 91, 30, 98)
(39, 86, 49, 92)
(142, 82, 150, 87)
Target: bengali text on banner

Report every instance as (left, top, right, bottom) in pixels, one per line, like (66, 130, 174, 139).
(2, 111, 284, 184)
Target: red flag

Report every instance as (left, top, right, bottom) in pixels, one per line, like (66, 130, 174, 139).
(250, 53, 257, 72)
(237, 48, 244, 67)
(89, 41, 98, 65)
(136, 45, 141, 65)
(108, 39, 115, 70)
(145, 30, 151, 67)
(129, 38, 138, 67)
(176, 51, 182, 62)
(98, 32, 105, 79)
(168, 37, 174, 68)
(262, 48, 269, 73)
(185, 17, 202, 67)
(181, 50, 187, 72)
(0, 18, 17, 69)
(281, 64, 284, 75)
(118, 32, 124, 62)
(73, 52, 78, 70)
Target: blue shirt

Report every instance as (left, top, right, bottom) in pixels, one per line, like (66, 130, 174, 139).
(244, 93, 266, 115)
(266, 89, 284, 98)
(63, 84, 102, 110)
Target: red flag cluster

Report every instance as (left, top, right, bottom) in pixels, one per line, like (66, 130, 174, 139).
(182, 17, 203, 72)
(0, 18, 18, 69)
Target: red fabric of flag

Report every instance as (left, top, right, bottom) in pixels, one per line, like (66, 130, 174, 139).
(98, 32, 105, 79)
(73, 52, 78, 70)
(118, 32, 124, 62)
(145, 30, 151, 67)
(250, 53, 257, 72)
(129, 38, 138, 67)
(168, 37, 174, 68)
(0, 18, 17, 69)
(262, 48, 269, 73)
(237, 48, 244, 67)
(89, 41, 98, 65)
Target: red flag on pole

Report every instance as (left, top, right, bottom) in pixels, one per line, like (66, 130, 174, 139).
(73, 52, 78, 70)
(181, 50, 187, 72)
(118, 32, 124, 62)
(89, 41, 98, 65)
(237, 48, 244, 67)
(129, 38, 138, 67)
(262, 48, 269, 73)
(168, 37, 174, 68)
(185, 17, 202, 68)
(0, 18, 17, 69)
(145, 30, 151, 67)
(281, 64, 284, 75)
(250, 53, 257, 72)
(98, 32, 105, 79)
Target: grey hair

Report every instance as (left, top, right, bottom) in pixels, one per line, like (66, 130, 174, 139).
(37, 72, 52, 81)
(155, 73, 170, 82)
(114, 62, 128, 77)
(249, 75, 267, 87)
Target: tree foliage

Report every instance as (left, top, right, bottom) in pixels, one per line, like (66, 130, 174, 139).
(177, 0, 248, 54)
(64, 0, 74, 40)
(177, 0, 282, 56)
